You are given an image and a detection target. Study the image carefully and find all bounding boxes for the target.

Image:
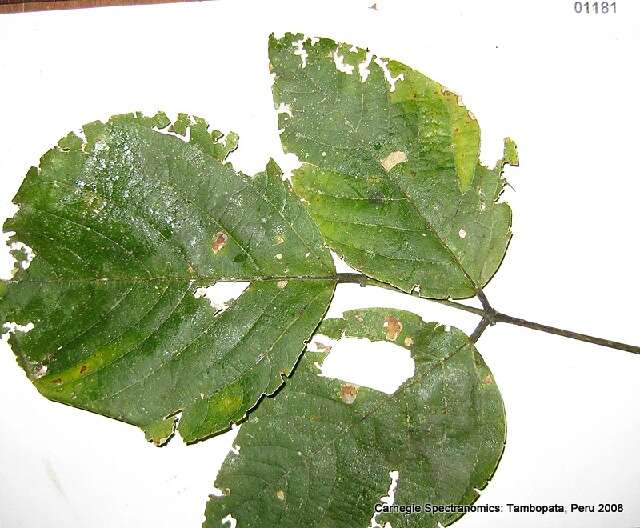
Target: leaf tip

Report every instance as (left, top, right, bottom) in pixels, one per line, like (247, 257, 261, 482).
(265, 158, 283, 178)
(142, 415, 178, 447)
(501, 137, 519, 167)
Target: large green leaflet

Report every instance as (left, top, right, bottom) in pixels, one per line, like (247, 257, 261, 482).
(205, 308, 506, 528)
(0, 112, 336, 443)
(270, 33, 519, 299)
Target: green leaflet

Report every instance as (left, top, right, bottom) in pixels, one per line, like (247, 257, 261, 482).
(205, 308, 506, 528)
(0, 112, 336, 444)
(270, 34, 519, 299)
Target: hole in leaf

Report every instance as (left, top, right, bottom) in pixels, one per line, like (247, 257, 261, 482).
(221, 514, 237, 528)
(333, 49, 355, 75)
(3, 321, 35, 335)
(319, 337, 414, 394)
(359, 50, 375, 82)
(374, 57, 404, 92)
(194, 282, 250, 312)
(370, 470, 399, 528)
(9, 241, 36, 271)
(292, 38, 307, 68)
(276, 102, 293, 117)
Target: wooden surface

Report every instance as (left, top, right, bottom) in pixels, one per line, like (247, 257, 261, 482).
(0, 0, 199, 14)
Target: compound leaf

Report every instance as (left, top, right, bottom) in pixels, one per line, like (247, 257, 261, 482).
(270, 34, 519, 299)
(0, 112, 336, 444)
(204, 308, 506, 528)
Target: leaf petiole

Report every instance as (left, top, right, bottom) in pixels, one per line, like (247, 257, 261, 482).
(335, 273, 640, 354)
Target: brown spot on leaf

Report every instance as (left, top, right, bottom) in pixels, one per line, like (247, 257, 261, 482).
(380, 150, 407, 172)
(277, 280, 288, 289)
(483, 374, 494, 385)
(212, 232, 228, 254)
(276, 490, 285, 501)
(340, 383, 358, 404)
(52, 378, 63, 385)
(383, 316, 403, 341)
(79, 365, 87, 375)
(403, 336, 414, 347)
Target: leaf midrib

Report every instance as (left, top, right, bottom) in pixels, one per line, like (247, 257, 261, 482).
(3, 275, 341, 285)
(301, 162, 477, 293)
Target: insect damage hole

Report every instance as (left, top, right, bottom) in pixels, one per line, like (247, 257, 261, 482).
(370, 470, 399, 528)
(292, 38, 308, 68)
(3, 321, 35, 336)
(194, 282, 250, 313)
(276, 102, 293, 117)
(320, 337, 415, 395)
(359, 50, 375, 82)
(333, 49, 355, 75)
(221, 514, 237, 528)
(9, 241, 36, 271)
(374, 56, 404, 92)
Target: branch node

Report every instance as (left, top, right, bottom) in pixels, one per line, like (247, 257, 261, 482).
(476, 289, 497, 326)
(335, 274, 640, 355)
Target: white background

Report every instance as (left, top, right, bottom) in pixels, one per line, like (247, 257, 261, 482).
(1, 0, 639, 527)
